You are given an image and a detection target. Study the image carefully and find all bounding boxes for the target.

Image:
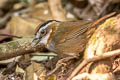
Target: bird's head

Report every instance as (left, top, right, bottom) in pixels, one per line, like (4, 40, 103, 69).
(31, 20, 60, 47)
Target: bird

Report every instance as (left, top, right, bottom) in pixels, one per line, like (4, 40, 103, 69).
(31, 12, 116, 77)
(31, 20, 93, 57)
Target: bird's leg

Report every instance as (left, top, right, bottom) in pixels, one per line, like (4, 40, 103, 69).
(46, 55, 78, 77)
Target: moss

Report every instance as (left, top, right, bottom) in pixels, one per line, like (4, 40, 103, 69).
(7, 41, 19, 48)
(103, 18, 117, 28)
(102, 17, 117, 34)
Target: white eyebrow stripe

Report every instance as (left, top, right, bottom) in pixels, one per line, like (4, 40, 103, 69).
(35, 21, 54, 39)
(38, 21, 54, 33)
(35, 21, 55, 38)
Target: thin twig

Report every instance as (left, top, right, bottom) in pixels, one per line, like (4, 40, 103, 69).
(46, 64, 63, 78)
(0, 34, 22, 38)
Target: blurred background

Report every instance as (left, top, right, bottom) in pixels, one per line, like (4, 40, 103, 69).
(0, 0, 119, 42)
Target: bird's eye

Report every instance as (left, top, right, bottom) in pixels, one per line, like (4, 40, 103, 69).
(41, 29, 46, 35)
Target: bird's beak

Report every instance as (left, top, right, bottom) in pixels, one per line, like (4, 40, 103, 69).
(31, 38, 41, 47)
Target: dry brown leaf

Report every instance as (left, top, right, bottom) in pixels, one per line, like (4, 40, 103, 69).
(7, 16, 43, 37)
(25, 61, 46, 80)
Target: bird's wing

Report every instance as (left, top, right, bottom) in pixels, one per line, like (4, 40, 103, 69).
(52, 20, 92, 44)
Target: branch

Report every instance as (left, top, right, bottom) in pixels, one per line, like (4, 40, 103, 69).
(0, 37, 45, 61)
(67, 49, 120, 80)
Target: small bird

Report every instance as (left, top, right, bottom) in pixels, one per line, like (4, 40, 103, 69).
(31, 20, 93, 57)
